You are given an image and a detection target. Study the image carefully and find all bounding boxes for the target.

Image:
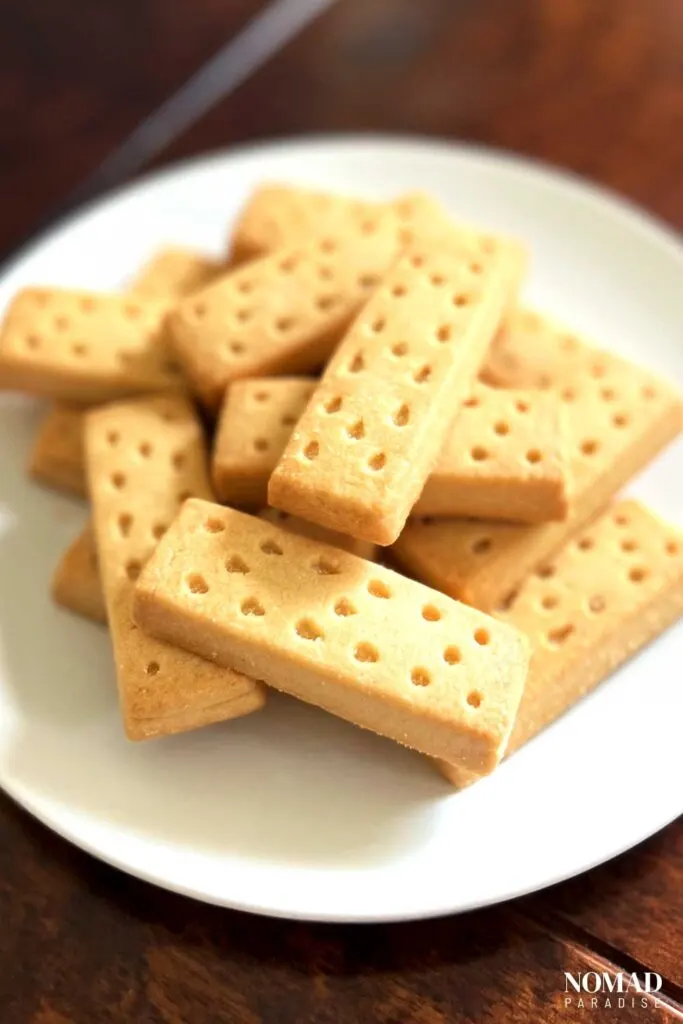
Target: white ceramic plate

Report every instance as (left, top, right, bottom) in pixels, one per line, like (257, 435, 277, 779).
(0, 136, 681, 923)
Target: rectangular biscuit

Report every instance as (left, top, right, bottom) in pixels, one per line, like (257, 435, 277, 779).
(439, 500, 683, 786)
(269, 241, 521, 545)
(0, 289, 183, 404)
(393, 315, 683, 610)
(132, 500, 530, 772)
(86, 395, 266, 740)
(227, 183, 382, 265)
(28, 403, 88, 498)
(413, 383, 570, 522)
(129, 246, 222, 298)
(168, 219, 405, 412)
(212, 377, 317, 506)
(51, 525, 107, 624)
(229, 185, 527, 279)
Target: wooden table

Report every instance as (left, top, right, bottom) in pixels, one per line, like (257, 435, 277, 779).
(1, 2, 681, 1020)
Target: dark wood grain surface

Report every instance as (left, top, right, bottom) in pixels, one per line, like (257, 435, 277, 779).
(1, 1, 682, 1021)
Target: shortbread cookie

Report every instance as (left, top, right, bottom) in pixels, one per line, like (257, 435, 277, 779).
(259, 507, 377, 560)
(413, 383, 570, 522)
(229, 185, 526, 275)
(132, 500, 530, 772)
(52, 525, 107, 624)
(86, 395, 265, 740)
(439, 500, 683, 786)
(168, 221, 404, 411)
(393, 319, 683, 609)
(481, 308, 601, 388)
(129, 247, 222, 298)
(28, 404, 88, 497)
(269, 241, 521, 545)
(212, 377, 316, 506)
(228, 184, 382, 264)
(0, 289, 183, 404)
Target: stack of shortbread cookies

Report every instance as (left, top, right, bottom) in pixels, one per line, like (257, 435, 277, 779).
(2, 184, 682, 787)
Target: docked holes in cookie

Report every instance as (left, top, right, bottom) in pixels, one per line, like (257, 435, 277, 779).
(474, 627, 490, 646)
(187, 573, 209, 594)
(443, 645, 461, 665)
(124, 303, 142, 320)
(324, 396, 343, 414)
(118, 512, 133, 537)
(493, 421, 510, 436)
(240, 596, 265, 616)
(347, 420, 365, 441)
(472, 537, 492, 555)
(145, 661, 160, 677)
(106, 429, 120, 446)
(334, 597, 357, 617)
(612, 412, 629, 428)
(193, 301, 206, 319)
(72, 342, 87, 357)
(471, 446, 488, 462)
(226, 554, 250, 574)
(414, 364, 432, 384)
(588, 595, 606, 614)
(79, 296, 96, 313)
(295, 618, 323, 641)
(254, 438, 269, 453)
(358, 273, 379, 290)
(547, 623, 575, 647)
(621, 538, 638, 552)
(126, 559, 142, 581)
(317, 295, 339, 312)
(391, 283, 407, 298)
(463, 396, 479, 409)
(368, 452, 387, 472)
(541, 594, 558, 610)
(629, 566, 649, 583)
(354, 642, 379, 663)
(172, 451, 185, 470)
(111, 472, 126, 490)
(281, 413, 298, 427)
(577, 536, 594, 551)
(275, 316, 294, 333)
(410, 667, 431, 687)
(279, 255, 299, 273)
(152, 523, 167, 540)
(467, 690, 483, 708)
(613, 511, 630, 527)
(526, 449, 542, 464)
(422, 604, 442, 622)
(581, 439, 599, 457)
(452, 293, 470, 308)
(370, 317, 386, 334)
(391, 342, 408, 357)
(536, 564, 556, 579)
(349, 352, 365, 373)
(666, 540, 680, 556)
(260, 539, 283, 556)
(311, 555, 340, 575)
(367, 579, 391, 598)
(642, 384, 657, 401)
(561, 387, 576, 402)
(235, 309, 251, 324)
(237, 279, 253, 295)
(25, 333, 40, 349)
(54, 315, 69, 331)
(254, 390, 270, 403)
(515, 399, 530, 414)
(393, 404, 410, 427)
(436, 324, 452, 343)
(303, 441, 319, 460)
(138, 441, 152, 458)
